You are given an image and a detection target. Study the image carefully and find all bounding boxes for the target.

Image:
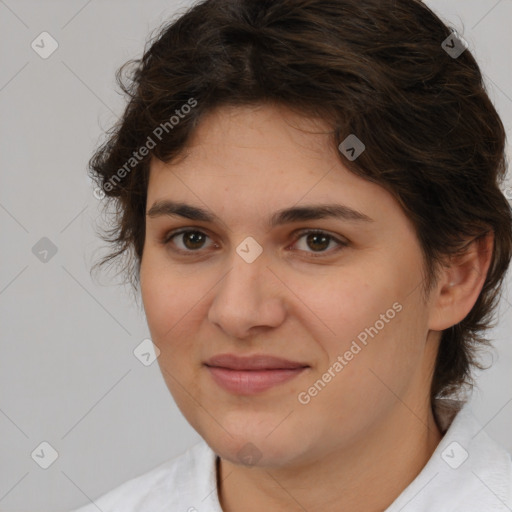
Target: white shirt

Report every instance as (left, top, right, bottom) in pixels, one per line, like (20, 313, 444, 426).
(71, 399, 512, 511)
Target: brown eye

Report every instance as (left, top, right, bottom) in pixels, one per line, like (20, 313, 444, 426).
(180, 231, 208, 250)
(291, 230, 347, 257)
(161, 227, 347, 259)
(305, 232, 330, 252)
(163, 229, 214, 253)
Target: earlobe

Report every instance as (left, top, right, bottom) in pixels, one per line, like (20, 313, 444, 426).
(427, 232, 494, 332)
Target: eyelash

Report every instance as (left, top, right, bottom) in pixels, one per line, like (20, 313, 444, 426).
(160, 228, 348, 259)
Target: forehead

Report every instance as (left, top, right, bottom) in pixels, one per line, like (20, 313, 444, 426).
(145, 104, 404, 230)
(185, 103, 333, 153)
(150, 105, 341, 187)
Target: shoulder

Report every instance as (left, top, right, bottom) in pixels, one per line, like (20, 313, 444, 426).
(70, 439, 220, 512)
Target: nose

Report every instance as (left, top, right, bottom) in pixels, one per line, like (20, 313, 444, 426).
(207, 249, 287, 339)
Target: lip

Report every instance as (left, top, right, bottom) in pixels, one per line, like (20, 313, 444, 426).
(204, 353, 309, 370)
(204, 354, 309, 395)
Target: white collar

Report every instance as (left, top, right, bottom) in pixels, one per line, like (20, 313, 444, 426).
(385, 398, 512, 511)
(76, 398, 511, 511)
(192, 398, 512, 511)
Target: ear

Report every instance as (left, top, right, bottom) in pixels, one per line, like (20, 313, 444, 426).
(428, 231, 494, 331)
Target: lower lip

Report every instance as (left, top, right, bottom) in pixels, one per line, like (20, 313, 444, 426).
(205, 366, 308, 395)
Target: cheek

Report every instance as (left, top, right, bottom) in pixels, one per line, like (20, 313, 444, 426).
(284, 263, 396, 356)
(292, 257, 426, 395)
(140, 253, 201, 338)
(140, 264, 205, 401)
(140, 258, 214, 401)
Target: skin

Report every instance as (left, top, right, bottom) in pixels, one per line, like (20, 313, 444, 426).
(139, 103, 493, 512)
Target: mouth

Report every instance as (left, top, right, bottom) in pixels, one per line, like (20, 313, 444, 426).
(204, 354, 310, 395)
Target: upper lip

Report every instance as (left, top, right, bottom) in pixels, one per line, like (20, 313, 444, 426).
(204, 354, 309, 370)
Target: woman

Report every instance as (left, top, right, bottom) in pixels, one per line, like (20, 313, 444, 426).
(74, 0, 512, 510)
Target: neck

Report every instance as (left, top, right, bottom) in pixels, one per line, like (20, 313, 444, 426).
(218, 400, 443, 512)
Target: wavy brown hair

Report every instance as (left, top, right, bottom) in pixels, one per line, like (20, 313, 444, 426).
(89, 0, 512, 401)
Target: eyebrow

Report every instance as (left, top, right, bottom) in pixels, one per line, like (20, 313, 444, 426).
(147, 200, 374, 227)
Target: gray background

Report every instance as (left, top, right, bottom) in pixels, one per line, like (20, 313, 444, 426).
(0, 1, 511, 511)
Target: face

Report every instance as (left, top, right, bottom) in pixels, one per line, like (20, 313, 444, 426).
(140, 104, 439, 469)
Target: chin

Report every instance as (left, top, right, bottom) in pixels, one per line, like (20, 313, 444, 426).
(203, 426, 308, 469)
